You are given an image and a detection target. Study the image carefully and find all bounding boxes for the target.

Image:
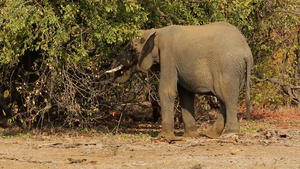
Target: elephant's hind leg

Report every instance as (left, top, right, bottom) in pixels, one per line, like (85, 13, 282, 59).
(205, 102, 226, 138)
(178, 85, 199, 138)
(206, 74, 240, 138)
(222, 101, 239, 135)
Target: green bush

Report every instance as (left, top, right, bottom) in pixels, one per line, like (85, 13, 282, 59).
(0, 0, 299, 129)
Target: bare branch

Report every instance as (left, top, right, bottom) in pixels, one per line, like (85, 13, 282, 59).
(254, 76, 300, 104)
(157, 7, 173, 25)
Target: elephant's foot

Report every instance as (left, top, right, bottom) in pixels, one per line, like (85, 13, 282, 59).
(205, 124, 225, 138)
(183, 130, 199, 138)
(220, 127, 239, 139)
(205, 128, 223, 139)
(219, 132, 238, 139)
(158, 131, 176, 140)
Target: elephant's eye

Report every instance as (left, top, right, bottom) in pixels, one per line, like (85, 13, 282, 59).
(129, 47, 136, 53)
(140, 38, 145, 44)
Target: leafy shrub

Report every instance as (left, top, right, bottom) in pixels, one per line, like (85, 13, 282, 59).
(0, 0, 299, 129)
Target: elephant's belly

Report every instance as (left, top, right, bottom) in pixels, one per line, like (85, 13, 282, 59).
(178, 78, 214, 95)
(177, 61, 215, 94)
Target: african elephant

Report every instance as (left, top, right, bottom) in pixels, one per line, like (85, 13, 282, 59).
(106, 22, 253, 139)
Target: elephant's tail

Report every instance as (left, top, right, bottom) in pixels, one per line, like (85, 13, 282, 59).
(245, 56, 252, 119)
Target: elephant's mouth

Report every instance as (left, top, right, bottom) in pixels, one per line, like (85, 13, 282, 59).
(105, 63, 133, 83)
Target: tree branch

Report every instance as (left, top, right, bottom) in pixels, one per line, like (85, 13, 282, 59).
(254, 76, 300, 104)
(157, 7, 173, 25)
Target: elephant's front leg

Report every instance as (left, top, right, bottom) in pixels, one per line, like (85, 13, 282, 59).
(158, 88, 177, 139)
(178, 85, 199, 137)
(157, 77, 177, 139)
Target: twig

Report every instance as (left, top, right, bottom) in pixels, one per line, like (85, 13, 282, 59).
(115, 103, 127, 134)
(157, 7, 173, 25)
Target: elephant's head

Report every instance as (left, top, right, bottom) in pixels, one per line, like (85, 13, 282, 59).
(105, 29, 159, 83)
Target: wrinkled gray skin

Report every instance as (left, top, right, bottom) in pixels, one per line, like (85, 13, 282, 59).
(107, 22, 253, 139)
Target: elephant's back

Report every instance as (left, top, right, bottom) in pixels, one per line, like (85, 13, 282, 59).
(165, 23, 251, 93)
(165, 22, 247, 46)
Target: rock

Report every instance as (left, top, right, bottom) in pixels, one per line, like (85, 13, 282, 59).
(230, 149, 240, 155)
(191, 164, 203, 169)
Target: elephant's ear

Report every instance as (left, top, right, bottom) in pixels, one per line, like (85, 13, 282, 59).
(138, 30, 156, 71)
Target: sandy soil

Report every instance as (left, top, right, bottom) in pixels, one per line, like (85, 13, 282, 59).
(0, 128, 299, 169)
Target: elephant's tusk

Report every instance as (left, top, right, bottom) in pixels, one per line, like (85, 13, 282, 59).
(105, 65, 124, 73)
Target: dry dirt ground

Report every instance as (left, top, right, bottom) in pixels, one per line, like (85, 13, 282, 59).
(0, 106, 300, 169)
(0, 126, 299, 169)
